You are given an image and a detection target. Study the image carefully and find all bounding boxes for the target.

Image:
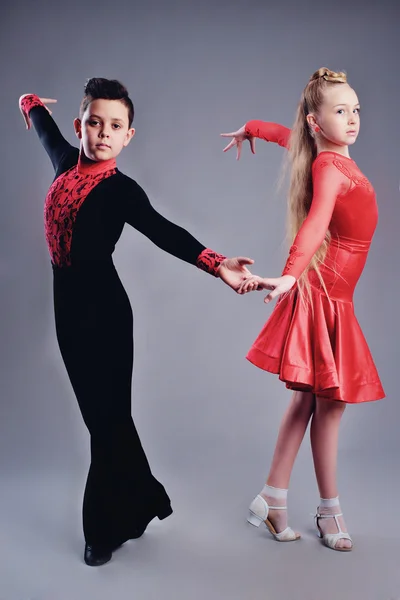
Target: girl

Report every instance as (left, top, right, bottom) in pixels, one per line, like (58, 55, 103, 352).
(221, 67, 385, 551)
(19, 78, 254, 566)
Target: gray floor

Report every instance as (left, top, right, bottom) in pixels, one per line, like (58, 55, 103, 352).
(1, 445, 398, 600)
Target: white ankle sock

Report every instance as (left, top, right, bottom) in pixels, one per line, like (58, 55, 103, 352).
(261, 484, 288, 501)
(319, 496, 340, 508)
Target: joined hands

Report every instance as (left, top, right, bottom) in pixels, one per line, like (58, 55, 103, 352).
(218, 258, 296, 303)
(237, 273, 296, 304)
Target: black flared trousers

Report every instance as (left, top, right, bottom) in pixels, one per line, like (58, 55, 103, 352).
(53, 262, 171, 548)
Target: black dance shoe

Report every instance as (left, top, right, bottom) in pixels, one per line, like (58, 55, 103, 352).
(84, 543, 113, 567)
(130, 502, 173, 539)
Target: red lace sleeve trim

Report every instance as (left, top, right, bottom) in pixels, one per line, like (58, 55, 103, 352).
(281, 245, 305, 278)
(196, 248, 227, 277)
(244, 120, 291, 149)
(19, 94, 46, 117)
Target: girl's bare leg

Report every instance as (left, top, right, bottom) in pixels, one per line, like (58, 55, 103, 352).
(260, 391, 315, 533)
(310, 397, 351, 550)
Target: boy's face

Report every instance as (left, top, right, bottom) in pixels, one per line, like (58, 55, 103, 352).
(74, 98, 135, 161)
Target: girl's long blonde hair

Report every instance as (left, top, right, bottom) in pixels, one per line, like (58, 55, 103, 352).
(287, 67, 347, 300)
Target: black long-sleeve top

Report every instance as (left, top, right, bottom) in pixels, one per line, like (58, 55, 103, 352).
(20, 94, 225, 274)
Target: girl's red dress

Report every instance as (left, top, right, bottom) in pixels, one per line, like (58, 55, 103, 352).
(244, 121, 384, 403)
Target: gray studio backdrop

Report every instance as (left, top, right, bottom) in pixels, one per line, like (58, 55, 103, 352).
(0, 1, 399, 599)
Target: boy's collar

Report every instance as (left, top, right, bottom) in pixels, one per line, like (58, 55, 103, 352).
(77, 152, 117, 175)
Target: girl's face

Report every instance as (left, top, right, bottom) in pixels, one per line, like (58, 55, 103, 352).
(309, 83, 360, 149)
(74, 99, 135, 161)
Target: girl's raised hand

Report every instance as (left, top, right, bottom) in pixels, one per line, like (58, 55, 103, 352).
(19, 95, 57, 130)
(238, 274, 296, 303)
(220, 125, 256, 160)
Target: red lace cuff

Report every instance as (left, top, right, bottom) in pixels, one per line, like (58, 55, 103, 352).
(281, 245, 304, 278)
(196, 248, 227, 277)
(19, 94, 46, 117)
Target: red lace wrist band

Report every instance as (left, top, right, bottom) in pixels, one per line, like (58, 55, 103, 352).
(196, 248, 227, 277)
(19, 94, 45, 117)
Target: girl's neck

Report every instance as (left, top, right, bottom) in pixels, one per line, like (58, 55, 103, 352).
(316, 140, 350, 159)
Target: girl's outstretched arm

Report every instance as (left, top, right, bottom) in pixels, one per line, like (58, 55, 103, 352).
(221, 122, 290, 160)
(19, 94, 76, 173)
(244, 121, 290, 148)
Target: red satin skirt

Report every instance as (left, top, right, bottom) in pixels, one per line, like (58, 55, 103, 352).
(246, 240, 385, 403)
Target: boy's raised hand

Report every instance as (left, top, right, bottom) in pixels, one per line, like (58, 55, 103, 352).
(19, 95, 57, 130)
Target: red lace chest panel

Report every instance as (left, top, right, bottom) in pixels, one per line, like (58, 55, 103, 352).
(44, 165, 117, 267)
(328, 157, 374, 193)
(328, 157, 377, 240)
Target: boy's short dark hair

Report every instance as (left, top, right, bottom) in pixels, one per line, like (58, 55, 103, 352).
(80, 78, 134, 126)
